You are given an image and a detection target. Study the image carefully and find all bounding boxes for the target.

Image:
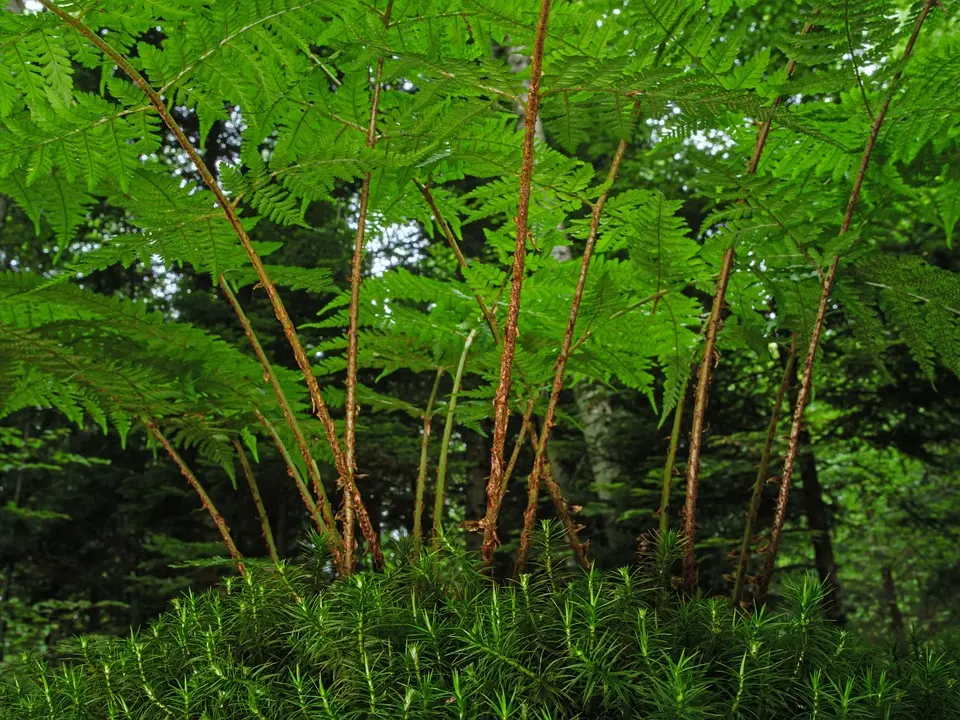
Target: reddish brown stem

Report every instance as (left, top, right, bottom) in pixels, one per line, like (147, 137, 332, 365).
(681, 246, 735, 590)
(256, 411, 333, 543)
(757, 0, 936, 602)
(39, 1, 351, 487)
(234, 439, 280, 564)
(730, 336, 796, 606)
(528, 421, 590, 571)
(221, 278, 340, 550)
(680, 21, 815, 593)
(415, 180, 501, 341)
(146, 419, 245, 576)
(500, 397, 538, 504)
(342, 1, 395, 573)
(515, 136, 630, 572)
(481, 0, 554, 565)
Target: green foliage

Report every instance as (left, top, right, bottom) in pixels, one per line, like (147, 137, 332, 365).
(1, 0, 958, 471)
(1, 530, 957, 719)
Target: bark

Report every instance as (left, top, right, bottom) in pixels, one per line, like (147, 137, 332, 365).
(881, 566, 908, 656)
(573, 382, 636, 564)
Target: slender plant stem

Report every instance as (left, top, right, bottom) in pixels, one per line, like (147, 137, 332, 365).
(757, 0, 936, 603)
(145, 419, 245, 576)
(482, 0, 554, 565)
(415, 180, 500, 341)
(730, 336, 796, 606)
(500, 397, 538, 504)
(220, 278, 340, 550)
(516, 136, 630, 571)
(38, 1, 352, 494)
(681, 20, 815, 592)
(413, 368, 444, 554)
(527, 421, 590, 570)
(658, 384, 688, 538)
(233, 440, 280, 564)
(681, 246, 735, 590)
(256, 411, 330, 538)
(432, 330, 477, 545)
(341, 0, 395, 573)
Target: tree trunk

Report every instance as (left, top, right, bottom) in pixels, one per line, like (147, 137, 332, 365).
(881, 566, 908, 656)
(797, 428, 845, 624)
(573, 382, 635, 565)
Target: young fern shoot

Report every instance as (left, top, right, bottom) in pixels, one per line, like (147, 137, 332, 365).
(432, 330, 477, 547)
(413, 368, 444, 555)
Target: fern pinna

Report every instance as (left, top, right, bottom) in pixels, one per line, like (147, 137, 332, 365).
(1, 0, 959, 597)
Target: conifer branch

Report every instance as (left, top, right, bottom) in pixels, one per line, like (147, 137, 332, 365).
(414, 179, 501, 341)
(145, 418, 245, 576)
(413, 367, 444, 555)
(757, 0, 937, 603)
(731, 336, 796, 607)
(220, 278, 340, 549)
(482, 0, 555, 564)
(233, 439, 280, 564)
(342, 0, 395, 572)
(658, 383, 688, 538)
(432, 330, 477, 546)
(681, 20, 814, 592)
(516, 135, 630, 572)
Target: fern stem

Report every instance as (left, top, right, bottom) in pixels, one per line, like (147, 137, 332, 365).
(145, 419, 245, 576)
(255, 411, 332, 544)
(413, 367, 444, 555)
(757, 0, 937, 603)
(527, 420, 590, 571)
(233, 440, 280, 564)
(500, 396, 537, 505)
(731, 336, 796, 607)
(680, 20, 815, 592)
(221, 278, 341, 554)
(432, 330, 477, 546)
(482, 0, 554, 566)
(341, 0, 395, 574)
(658, 383, 688, 538)
(516, 134, 630, 573)
(37, 0, 353, 495)
(414, 179, 501, 341)
(681, 245, 735, 591)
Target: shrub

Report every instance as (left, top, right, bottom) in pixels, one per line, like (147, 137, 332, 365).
(1, 528, 957, 719)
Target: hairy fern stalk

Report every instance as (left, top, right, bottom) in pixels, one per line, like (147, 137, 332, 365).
(1, 528, 958, 719)
(1, 0, 959, 634)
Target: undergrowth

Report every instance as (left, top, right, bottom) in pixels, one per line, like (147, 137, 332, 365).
(0, 525, 956, 720)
